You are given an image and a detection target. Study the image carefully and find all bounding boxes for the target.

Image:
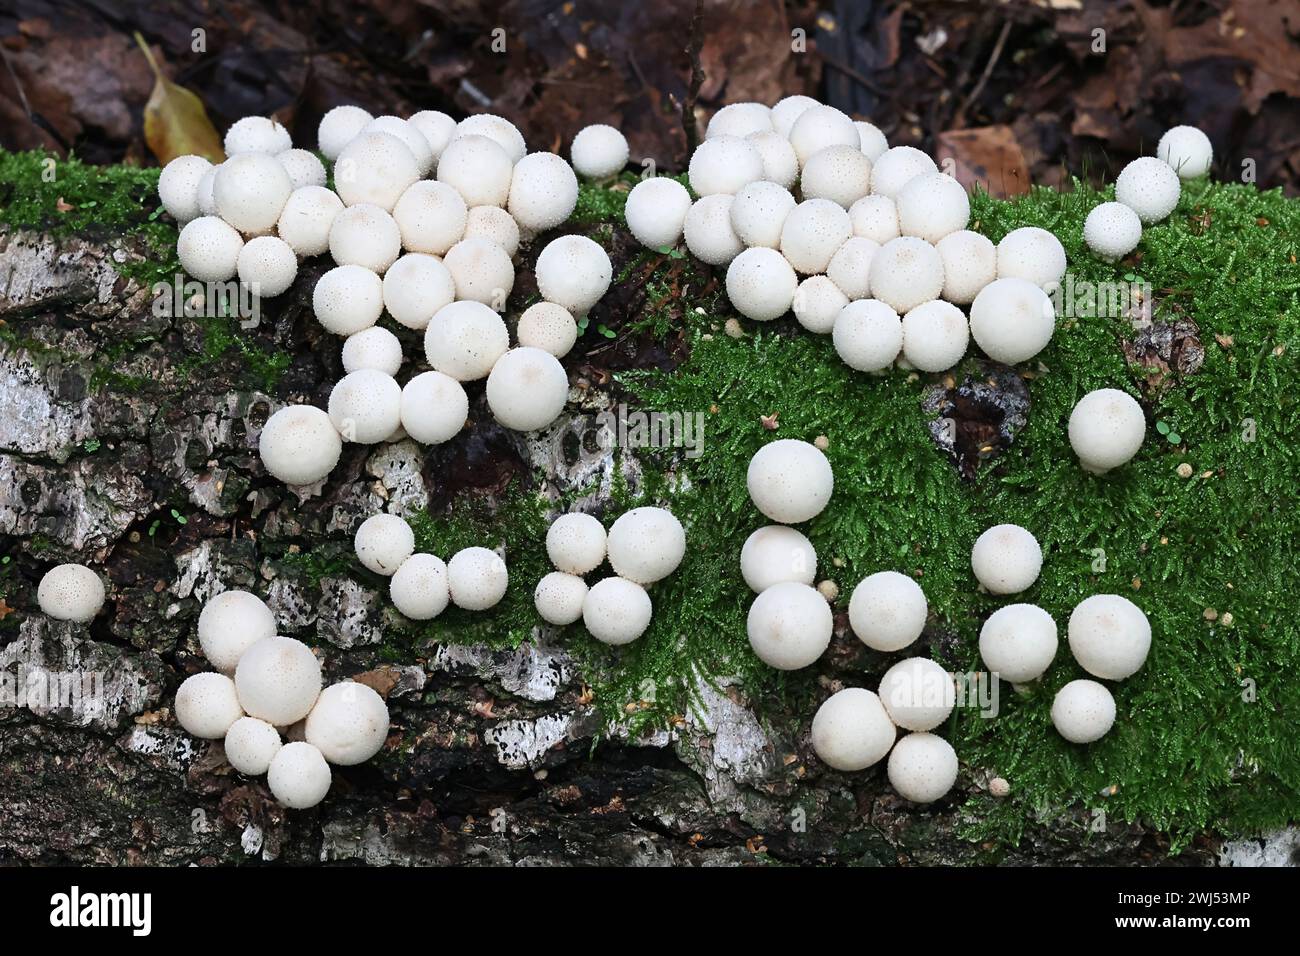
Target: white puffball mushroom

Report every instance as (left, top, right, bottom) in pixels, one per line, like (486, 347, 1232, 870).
(334, 131, 420, 211)
(870, 237, 946, 315)
(224, 717, 282, 775)
(887, 732, 958, 803)
(971, 523, 1043, 594)
(318, 105, 374, 161)
(389, 553, 450, 620)
(213, 152, 293, 234)
(935, 229, 997, 305)
(517, 302, 578, 358)
(771, 94, 821, 138)
(901, 299, 969, 372)
(625, 177, 693, 249)
(454, 113, 527, 164)
(354, 513, 415, 576)
(878, 657, 956, 732)
(780, 198, 852, 275)
(392, 180, 468, 256)
(437, 134, 514, 208)
(408, 110, 457, 162)
(534, 571, 589, 626)
(177, 216, 244, 282)
(855, 120, 889, 161)
(1158, 125, 1213, 179)
(811, 688, 896, 771)
(1115, 156, 1181, 224)
(606, 507, 686, 585)
(400, 370, 469, 444)
(1083, 201, 1143, 261)
(328, 203, 402, 274)
(787, 104, 859, 167)
(443, 237, 516, 306)
(235, 636, 323, 726)
(37, 563, 105, 623)
(328, 368, 402, 444)
(730, 180, 795, 249)
(740, 525, 816, 593)
(258, 404, 343, 486)
(237, 235, 297, 297)
(825, 236, 879, 301)
(979, 604, 1058, 683)
(277, 185, 344, 257)
(363, 115, 434, 176)
(896, 172, 970, 243)
(746, 581, 832, 670)
(313, 263, 384, 335)
(833, 298, 903, 372)
(447, 547, 509, 610)
(197, 589, 277, 673)
(747, 439, 834, 524)
(684, 195, 744, 266)
(383, 253, 456, 331)
(225, 115, 291, 156)
(870, 146, 939, 199)
(196, 163, 221, 217)
(800, 144, 872, 209)
(508, 152, 579, 232)
(486, 346, 569, 431)
(969, 277, 1055, 364)
(1067, 388, 1146, 474)
(535, 235, 612, 314)
(725, 247, 799, 322)
(688, 135, 764, 197)
(267, 741, 332, 809)
(582, 577, 652, 646)
(792, 275, 849, 334)
(571, 124, 629, 179)
(849, 570, 927, 652)
(745, 130, 800, 189)
(276, 148, 327, 190)
(465, 205, 521, 256)
(1051, 679, 1116, 744)
(996, 226, 1067, 290)
(848, 194, 901, 244)
(1068, 593, 1152, 680)
(175, 672, 245, 739)
(305, 681, 390, 766)
(158, 155, 212, 223)
(706, 102, 773, 139)
(423, 300, 509, 381)
(546, 513, 607, 575)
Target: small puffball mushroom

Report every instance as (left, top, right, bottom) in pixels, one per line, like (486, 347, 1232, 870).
(508, 152, 579, 232)
(730, 180, 795, 249)
(869, 236, 945, 314)
(571, 124, 630, 179)
(896, 172, 970, 243)
(1158, 125, 1213, 179)
(328, 369, 402, 444)
(833, 298, 903, 372)
(740, 525, 816, 593)
(224, 717, 282, 775)
(1051, 679, 1116, 744)
(534, 571, 588, 626)
(400, 371, 469, 444)
(792, 275, 849, 334)
(175, 672, 244, 739)
(354, 513, 415, 576)
(725, 247, 799, 322)
(235, 636, 323, 726)
(318, 104, 374, 161)
(849, 570, 927, 652)
(547, 513, 607, 574)
(305, 681, 390, 766)
(1083, 201, 1143, 261)
(267, 741, 332, 809)
(825, 237, 879, 300)
(878, 657, 956, 732)
(625, 177, 693, 249)
(423, 300, 509, 381)
(454, 113, 528, 164)
(258, 404, 343, 486)
(870, 146, 939, 200)
(196, 163, 221, 216)
(971, 523, 1042, 594)
(363, 115, 434, 176)
(979, 604, 1058, 683)
(213, 152, 293, 234)
(437, 134, 514, 208)
(901, 299, 969, 372)
(178, 216, 244, 282)
(314, 263, 384, 335)
(517, 302, 578, 358)
(747, 439, 834, 524)
(465, 205, 521, 256)
(38, 563, 105, 622)
(800, 144, 872, 209)
(447, 547, 509, 611)
(389, 553, 450, 620)
(237, 235, 297, 297)
(276, 148, 327, 190)
(811, 688, 896, 771)
(197, 589, 277, 673)
(935, 229, 997, 305)
(684, 195, 745, 266)
(706, 102, 774, 139)
(787, 104, 859, 167)
(887, 732, 958, 803)
(408, 110, 457, 162)
(771, 94, 821, 138)
(607, 507, 686, 585)
(780, 198, 852, 275)
(393, 180, 468, 256)
(158, 155, 212, 223)
(277, 185, 344, 257)
(486, 346, 569, 431)
(848, 194, 901, 244)
(747, 581, 833, 670)
(996, 226, 1067, 290)
(334, 131, 420, 211)
(1067, 388, 1146, 474)
(744, 130, 800, 189)
(582, 577, 652, 646)
(383, 254, 456, 331)
(535, 235, 613, 314)
(688, 135, 764, 197)
(1115, 156, 1181, 224)
(224, 115, 291, 156)
(443, 237, 516, 306)
(855, 120, 889, 161)
(1068, 593, 1152, 680)
(329, 203, 402, 274)
(968, 277, 1055, 364)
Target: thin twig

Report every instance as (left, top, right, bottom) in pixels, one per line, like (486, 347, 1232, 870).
(682, 0, 706, 161)
(952, 19, 1012, 130)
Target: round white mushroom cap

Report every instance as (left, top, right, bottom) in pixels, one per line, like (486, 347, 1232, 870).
(1051, 679, 1116, 743)
(197, 589, 277, 673)
(901, 299, 970, 372)
(625, 177, 693, 249)
(811, 688, 897, 771)
(546, 513, 607, 575)
(392, 180, 468, 255)
(334, 131, 420, 211)
(277, 185, 344, 257)
(971, 523, 1042, 594)
(1115, 156, 1181, 224)
(486, 346, 569, 431)
(443, 237, 516, 306)
(354, 513, 415, 576)
(175, 672, 245, 739)
(1068, 593, 1152, 680)
(582, 577, 652, 645)
(453, 113, 527, 164)
(534, 571, 589, 626)
(178, 216, 244, 282)
(318, 105, 374, 161)
(158, 155, 212, 223)
(237, 235, 297, 297)
(746, 581, 832, 670)
(870, 236, 946, 316)
(878, 657, 956, 731)
(37, 563, 105, 623)
(935, 229, 997, 305)
(870, 146, 938, 199)
(969, 277, 1055, 364)
(328, 369, 402, 444)
(313, 263, 384, 335)
(800, 144, 872, 209)
(570, 124, 630, 179)
(747, 439, 834, 524)
(342, 327, 402, 377)
(400, 370, 469, 445)
(1083, 201, 1143, 261)
(770, 94, 821, 138)
(382, 253, 456, 331)
(848, 194, 901, 244)
(607, 506, 686, 584)
(276, 148, 327, 190)
(833, 298, 903, 372)
(740, 525, 816, 593)
(1067, 388, 1146, 473)
(423, 300, 510, 381)
(267, 741, 332, 809)
(305, 681, 390, 766)
(688, 135, 764, 196)
(363, 115, 434, 176)
(408, 110, 457, 162)
(389, 553, 450, 620)
(465, 205, 521, 257)
(780, 198, 852, 274)
(684, 195, 745, 266)
(725, 247, 798, 321)
(224, 717, 282, 775)
(979, 604, 1058, 683)
(213, 152, 293, 234)
(1157, 125, 1213, 179)
(706, 102, 773, 139)
(855, 120, 889, 161)
(235, 636, 323, 727)
(328, 203, 402, 274)
(744, 130, 800, 189)
(729, 180, 796, 249)
(896, 172, 970, 243)
(196, 163, 221, 217)
(225, 115, 291, 156)
(517, 302, 578, 358)
(887, 732, 958, 803)
(437, 134, 514, 208)
(787, 104, 859, 167)
(535, 235, 612, 314)
(825, 236, 879, 300)
(258, 404, 343, 486)
(792, 275, 849, 334)
(996, 226, 1067, 290)
(447, 547, 509, 610)
(508, 152, 579, 232)
(849, 570, 927, 652)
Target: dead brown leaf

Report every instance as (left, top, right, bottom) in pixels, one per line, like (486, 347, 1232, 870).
(134, 32, 223, 165)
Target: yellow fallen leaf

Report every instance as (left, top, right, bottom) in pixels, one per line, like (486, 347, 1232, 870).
(134, 32, 224, 165)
